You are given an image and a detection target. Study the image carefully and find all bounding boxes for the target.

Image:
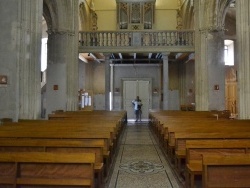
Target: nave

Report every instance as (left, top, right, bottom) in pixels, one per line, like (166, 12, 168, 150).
(106, 122, 182, 188)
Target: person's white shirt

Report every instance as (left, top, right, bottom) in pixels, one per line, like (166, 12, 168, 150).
(132, 100, 142, 110)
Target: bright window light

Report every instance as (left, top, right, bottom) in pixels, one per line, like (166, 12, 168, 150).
(224, 40, 234, 66)
(41, 38, 48, 71)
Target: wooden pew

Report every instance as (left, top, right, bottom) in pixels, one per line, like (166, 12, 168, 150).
(168, 121, 250, 156)
(0, 110, 127, 187)
(173, 130, 250, 162)
(0, 138, 105, 187)
(0, 125, 113, 173)
(19, 120, 120, 146)
(149, 110, 250, 187)
(202, 154, 250, 188)
(48, 110, 127, 127)
(0, 122, 115, 152)
(1, 116, 123, 173)
(0, 152, 95, 188)
(185, 139, 250, 188)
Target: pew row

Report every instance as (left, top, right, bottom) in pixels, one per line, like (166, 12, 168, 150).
(202, 154, 250, 188)
(0, 152, 95, 188)
(185, 139, 250, 188)
(0, 138, 106, 188)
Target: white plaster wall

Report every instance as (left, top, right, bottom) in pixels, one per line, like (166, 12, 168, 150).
(112, 65, 161, 110)
(78, 60, 85, 90)
(93, 62, 105, 94)
(169, 90, 180, 110)
(93, 62, 105, 110)
(94, 94, 105, 110)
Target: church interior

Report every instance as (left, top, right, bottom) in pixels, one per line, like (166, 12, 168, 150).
(1, 0, 250, 188)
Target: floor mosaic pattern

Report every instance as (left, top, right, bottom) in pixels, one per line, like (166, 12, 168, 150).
(106, 122, 182, 188)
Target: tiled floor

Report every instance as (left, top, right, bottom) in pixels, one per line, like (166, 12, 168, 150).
(106, 122, 183, 188)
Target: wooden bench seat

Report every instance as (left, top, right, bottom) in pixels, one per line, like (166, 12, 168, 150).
(184, 139, 250, 187)
(168, 121, 250, 154)
(172, 131, 250, 161)
(0, 152, 95, 188)
(0, 138, 106, 187)
(149, 110, 250, 187)
(9, 120, 122, 148)
(186, 145, 250, 188)
(202, 154, 250, 188)
(0, 126, 113, 170)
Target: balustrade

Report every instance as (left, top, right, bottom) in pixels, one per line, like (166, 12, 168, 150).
(79, 30, 194, 49)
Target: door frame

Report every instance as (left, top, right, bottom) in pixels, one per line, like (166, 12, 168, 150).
(121, 77, 152, 110)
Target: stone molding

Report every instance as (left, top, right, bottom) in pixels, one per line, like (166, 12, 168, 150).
(47, 29, 75, 36)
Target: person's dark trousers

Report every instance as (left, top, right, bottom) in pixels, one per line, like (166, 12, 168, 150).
(135, 110, 140, 122)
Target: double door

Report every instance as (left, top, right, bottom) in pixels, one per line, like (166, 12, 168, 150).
(123, 80, 150, 121)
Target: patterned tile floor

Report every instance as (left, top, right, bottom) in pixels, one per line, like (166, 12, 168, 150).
(106, 122, 183, 188)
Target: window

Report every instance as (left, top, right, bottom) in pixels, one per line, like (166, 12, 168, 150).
(224, 40, 234, 66)
(41, 38, 48, 71)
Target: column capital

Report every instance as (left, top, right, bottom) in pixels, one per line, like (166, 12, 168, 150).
(161, 52, 170, 60)
(161, 52, 170, 56)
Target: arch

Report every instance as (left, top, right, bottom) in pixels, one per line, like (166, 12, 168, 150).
(177, 0, 194, 30)
(43, 0, 58, 33)
(43, 0, 76, 33)
(203, 0, 234, 30)
(79, 2, 89, 31)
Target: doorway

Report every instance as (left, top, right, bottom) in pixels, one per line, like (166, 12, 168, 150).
(123, 80, 151, 121)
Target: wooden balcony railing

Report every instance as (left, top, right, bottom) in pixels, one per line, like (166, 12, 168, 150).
(79, 30, 194, 49)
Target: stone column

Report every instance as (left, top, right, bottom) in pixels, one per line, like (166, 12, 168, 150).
(194, 0, 209, 111)
(236, 0, 250, 119)
(46, 30, 78, 116)
(45, 0, 79, 117)
(104, 54, 111, 110)
(162, 53, 170, 110)
(207, 32, 225, 111)
(194, 0, 225, 111)
(18, 0, 43, 119)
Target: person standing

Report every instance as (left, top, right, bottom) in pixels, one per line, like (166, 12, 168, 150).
(132, 96, 142, 122)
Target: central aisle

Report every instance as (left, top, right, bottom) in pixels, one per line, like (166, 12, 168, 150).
(106, 122, 182, 188)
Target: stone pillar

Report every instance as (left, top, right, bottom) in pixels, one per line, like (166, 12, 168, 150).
(236, 0, 250, 119)
(104, 54, 111, 111)
(0, 0, 43, 121)
(18, 0, 43, 119)
(194, 0, 209, 111)
(46, 30, 78, 116)
(162, 53, 170, 110)
(194, 0, 225, 111)
(45, 0, 79, 117)
(207, 32, 225, 111)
